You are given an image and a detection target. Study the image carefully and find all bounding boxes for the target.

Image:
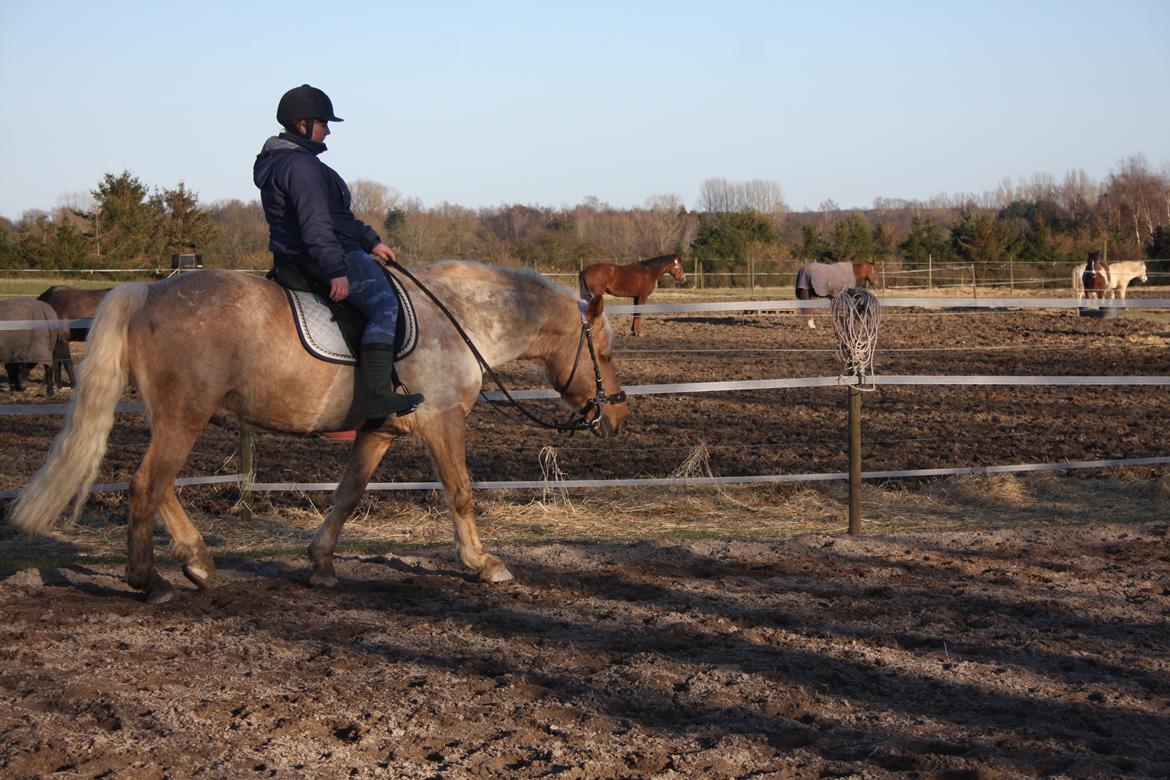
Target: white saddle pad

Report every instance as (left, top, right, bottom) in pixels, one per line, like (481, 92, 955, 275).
(284, 274, 417, 365)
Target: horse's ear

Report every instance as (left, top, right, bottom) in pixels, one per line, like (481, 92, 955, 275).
(586, 293, 605, 322)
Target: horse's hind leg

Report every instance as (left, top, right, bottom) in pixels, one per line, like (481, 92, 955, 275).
(159, 486, 215, 589)
(631, 295, 642, 336)
(308, 431, 392, 587)
(421, 410, 512, 583)
(127, 425, 203, 604)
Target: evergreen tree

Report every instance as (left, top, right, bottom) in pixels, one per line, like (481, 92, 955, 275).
(690, 211, 779, 269)
(92, 171, 164, 267)
(794, 223, 832, 261)
(1147, 225, 1170, 260)
(898, 216, 951, 270)
(831, 213, 876, 262)
(950, 208, 1019, 279)
(152, 182, 217, 256)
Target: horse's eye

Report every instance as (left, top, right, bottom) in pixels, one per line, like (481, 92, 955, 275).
(600, 352, 613, 363)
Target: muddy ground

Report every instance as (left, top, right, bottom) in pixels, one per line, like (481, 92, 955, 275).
(1, 295, 1168, 778)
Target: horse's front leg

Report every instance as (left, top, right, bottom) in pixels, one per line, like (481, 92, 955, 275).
(420, 410, 513, 583)
(308, 430, 392, 587)
(631, 295, 643, 336)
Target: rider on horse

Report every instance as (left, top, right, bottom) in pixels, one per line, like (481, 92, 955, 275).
(254, 84, 423, 428)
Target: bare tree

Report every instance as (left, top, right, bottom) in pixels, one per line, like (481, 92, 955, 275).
(698, 178, 787, 214)
(640, 194, 689, 254)
(347, 179, 405, 227)
(1106, 154, 1169, 254)
(698, 178, 737, 212)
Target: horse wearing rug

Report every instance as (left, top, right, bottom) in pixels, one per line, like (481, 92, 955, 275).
(1072, 258, 1146, 303)
(9, 262, 630, 604)
(794, 261, 879, 328)
(579, 254, 686, 335)
(0, 298, 73, 393)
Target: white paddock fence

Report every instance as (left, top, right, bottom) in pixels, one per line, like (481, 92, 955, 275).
(2, 296, 1169, 514)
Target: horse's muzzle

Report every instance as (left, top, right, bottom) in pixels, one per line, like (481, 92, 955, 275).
(590, 395, 630, 438)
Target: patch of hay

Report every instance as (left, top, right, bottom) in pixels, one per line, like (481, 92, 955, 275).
(2, 472, 1166, 573)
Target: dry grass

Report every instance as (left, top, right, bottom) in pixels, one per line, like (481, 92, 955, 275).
(2, 471, 1166, 574)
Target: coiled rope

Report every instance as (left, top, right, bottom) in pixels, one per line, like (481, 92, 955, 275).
(832, 288, 882, 390)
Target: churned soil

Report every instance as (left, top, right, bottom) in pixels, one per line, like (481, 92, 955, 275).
(1, 295, 1168, 777)
(1, 523, 1168, 778)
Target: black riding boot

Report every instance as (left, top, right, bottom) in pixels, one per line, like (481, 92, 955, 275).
(358, 344, 424, 430)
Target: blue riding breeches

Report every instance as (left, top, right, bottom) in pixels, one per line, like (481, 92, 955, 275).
(341, 249, 399, 347)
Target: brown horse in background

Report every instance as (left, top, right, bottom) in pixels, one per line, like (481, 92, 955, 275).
(37, 285, 114, 342)
(10, 263, 630, 603)
(1078, 251, 1111, 306)
(579, 254, 687, 335)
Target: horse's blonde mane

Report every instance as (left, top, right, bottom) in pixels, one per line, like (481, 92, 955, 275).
(427, 260, 614, 351)
(427, 259, 567, 294)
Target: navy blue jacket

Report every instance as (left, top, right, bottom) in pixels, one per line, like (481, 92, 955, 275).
(253, 133, 381, 282)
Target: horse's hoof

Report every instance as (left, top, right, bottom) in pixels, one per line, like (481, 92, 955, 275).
(183, 564, 214, 590)
(145, 583, 175, 605)
(309, 572, 337, 588)
(480, 565, 514, 584)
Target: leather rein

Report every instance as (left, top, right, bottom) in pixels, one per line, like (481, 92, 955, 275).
(386, 259, 626, 432)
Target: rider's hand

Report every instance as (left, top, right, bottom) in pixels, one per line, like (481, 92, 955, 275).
(370, 243, 396, 263)
(329, 276, 349, 302)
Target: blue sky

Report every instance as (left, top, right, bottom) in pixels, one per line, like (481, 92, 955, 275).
(1, 0, 1167, 219)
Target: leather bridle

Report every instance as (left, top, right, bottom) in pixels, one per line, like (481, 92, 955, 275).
(553, 306, 628, 431)
(387, 260, 626, 433)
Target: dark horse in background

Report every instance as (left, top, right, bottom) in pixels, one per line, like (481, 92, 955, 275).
(38, 285, 113, 342)
(579, 254, 687, 336)
(794, 261, 880, 328)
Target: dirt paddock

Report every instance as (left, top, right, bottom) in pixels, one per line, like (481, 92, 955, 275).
(1, 293, 1168, 777)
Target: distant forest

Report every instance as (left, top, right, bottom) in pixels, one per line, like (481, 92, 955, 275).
(2, 155, 1167, 287)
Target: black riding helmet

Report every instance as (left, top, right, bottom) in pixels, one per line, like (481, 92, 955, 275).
(276, 84, 343, 135)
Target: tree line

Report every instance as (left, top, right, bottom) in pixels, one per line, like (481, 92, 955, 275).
(2, 156, 1167, 287)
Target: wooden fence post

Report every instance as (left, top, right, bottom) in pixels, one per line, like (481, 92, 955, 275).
(848, 384, 862, 535)
(239, 425, 254, 523)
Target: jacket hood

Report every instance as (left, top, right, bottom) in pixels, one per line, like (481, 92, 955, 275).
(253, 134, 327, 188)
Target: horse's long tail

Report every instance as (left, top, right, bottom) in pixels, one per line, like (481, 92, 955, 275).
(9, 283, 149, 534)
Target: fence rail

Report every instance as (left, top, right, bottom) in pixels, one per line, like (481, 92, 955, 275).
(2, 296, 1167, 512)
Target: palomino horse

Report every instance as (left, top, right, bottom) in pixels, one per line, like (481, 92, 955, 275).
(794, 261, 880, 328)
(10, 262, 630, 603)
(579, 254, 687, 335)
(1072, 259, 1147, 303)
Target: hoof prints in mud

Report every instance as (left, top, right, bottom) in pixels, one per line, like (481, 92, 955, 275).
(2, 523, 1169, 778)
